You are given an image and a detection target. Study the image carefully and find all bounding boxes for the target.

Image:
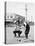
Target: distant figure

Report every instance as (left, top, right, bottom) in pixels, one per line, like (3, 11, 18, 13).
(25, 22, 30, 39)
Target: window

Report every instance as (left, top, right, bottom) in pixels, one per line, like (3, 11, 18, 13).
(10, 16, 13, 18)
(7, 16, 9, 18)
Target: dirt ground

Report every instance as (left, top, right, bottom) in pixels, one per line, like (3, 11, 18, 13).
(6, 25, 34, 44)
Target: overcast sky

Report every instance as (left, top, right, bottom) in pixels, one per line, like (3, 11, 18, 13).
(7, 2, 35, 22)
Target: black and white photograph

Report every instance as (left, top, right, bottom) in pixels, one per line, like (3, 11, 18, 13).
(5, 2, 35, 44)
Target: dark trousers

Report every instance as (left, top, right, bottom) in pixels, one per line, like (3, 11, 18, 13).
(25, 29, 30, 39)
(25, 33, 28, 39)
(13, 30, 22, 37)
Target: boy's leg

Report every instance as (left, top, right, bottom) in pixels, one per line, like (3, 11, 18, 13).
(18, 31, 20, 37)
(14, 33, 16, 37)
(25, 33, 28, 39)
(18, 33, 20, 37)
(18, 31, 22, 37)
(25, 29, 29, 39)
(13, 31, 16, 37)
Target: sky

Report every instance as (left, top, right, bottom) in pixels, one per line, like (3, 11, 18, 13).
(6, 2, 35, 22)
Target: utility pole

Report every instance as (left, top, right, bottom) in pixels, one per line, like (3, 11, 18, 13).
(25, 4, 27, 21)
(5, 2, 7, 44)
(31, 16, 33, 22)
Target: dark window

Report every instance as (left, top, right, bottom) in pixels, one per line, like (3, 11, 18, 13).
(10, 16, 13, 18)
(7, 16, 9, 18)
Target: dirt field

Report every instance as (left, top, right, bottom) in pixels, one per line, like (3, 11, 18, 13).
(6, 25, 34, 44)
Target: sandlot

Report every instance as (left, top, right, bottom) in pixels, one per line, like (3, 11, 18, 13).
(6, 24, 34, 44)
